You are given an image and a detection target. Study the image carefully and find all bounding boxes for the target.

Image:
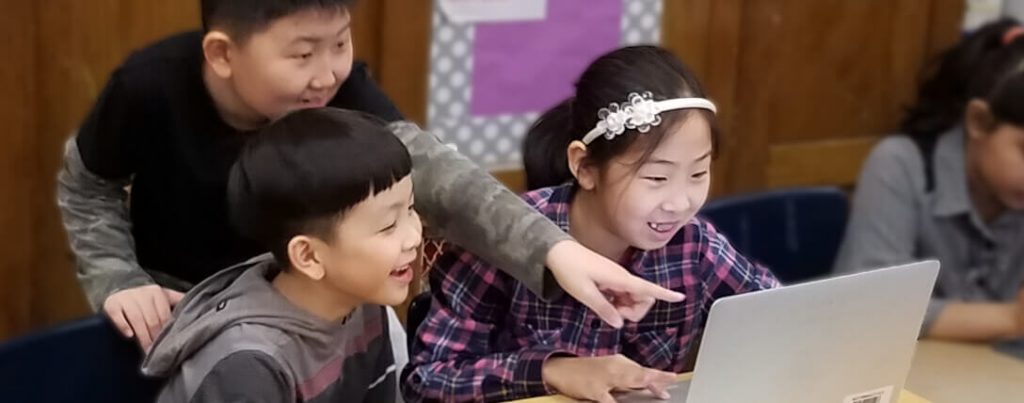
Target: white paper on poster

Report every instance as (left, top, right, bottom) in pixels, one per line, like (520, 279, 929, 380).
(439, 0, 547, 23)
(963, 0, 1005, 31)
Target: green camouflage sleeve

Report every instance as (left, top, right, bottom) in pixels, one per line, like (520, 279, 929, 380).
(57, 136, 154, 310)
(389, 122, 570, 299)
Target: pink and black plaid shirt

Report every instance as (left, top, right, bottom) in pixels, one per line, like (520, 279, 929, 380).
(402, 184, 780, 402)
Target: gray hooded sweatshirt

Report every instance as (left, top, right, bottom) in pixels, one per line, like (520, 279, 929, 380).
(142, 254, 407, 403)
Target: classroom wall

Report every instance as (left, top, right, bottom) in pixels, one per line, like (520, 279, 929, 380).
(486, 0, 964, 194)
(0, 0, 963, 341)
(0, 0, 38, 341)
(0, 0, 210, 341)
(666, 0, 965, 194)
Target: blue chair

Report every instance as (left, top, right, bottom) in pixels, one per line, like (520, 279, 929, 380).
(0, 314, 163, 403)
(699, 187, 848, 284)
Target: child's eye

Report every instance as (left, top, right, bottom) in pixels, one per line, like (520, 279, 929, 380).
(380, 221, 398, 233)
(643, 176, 668, 183)
(294, 52, 313, 60)
(336, 41, 347, 49)
(691, 171, 709, 179)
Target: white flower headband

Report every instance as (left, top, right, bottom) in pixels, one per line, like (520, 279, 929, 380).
(581, 91, 717, 145)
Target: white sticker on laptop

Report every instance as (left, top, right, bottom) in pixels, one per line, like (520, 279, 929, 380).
(843, 386, 894, 403)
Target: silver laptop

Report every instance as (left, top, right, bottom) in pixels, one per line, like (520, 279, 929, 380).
(619, 260, 939, 403)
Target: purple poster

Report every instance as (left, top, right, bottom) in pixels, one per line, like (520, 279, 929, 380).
(470, 0, 622, 116)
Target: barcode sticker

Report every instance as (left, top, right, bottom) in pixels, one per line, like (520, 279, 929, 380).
(843, 386, 894, 403)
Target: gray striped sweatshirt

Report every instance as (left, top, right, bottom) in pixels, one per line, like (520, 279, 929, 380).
(142, 254, 408, 403)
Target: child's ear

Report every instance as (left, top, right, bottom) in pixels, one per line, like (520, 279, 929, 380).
(287, 235, 326, 281)
(567, 141, 597, 190)
(202, 31, 235, 79)
(965, 99, 997, 141)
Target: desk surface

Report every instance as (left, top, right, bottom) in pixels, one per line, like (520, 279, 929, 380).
(509, 340, 1024, 402)
(906, 340, 1024, 403)
(509, 373, 930, 403)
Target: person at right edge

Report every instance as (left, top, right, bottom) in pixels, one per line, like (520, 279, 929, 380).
(834, 19, 1024, 342)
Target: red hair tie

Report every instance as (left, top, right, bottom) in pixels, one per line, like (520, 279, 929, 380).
(1003, 26, 1024, 46)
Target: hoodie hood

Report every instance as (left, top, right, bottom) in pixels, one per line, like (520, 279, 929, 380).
(141, 254, 343, 377)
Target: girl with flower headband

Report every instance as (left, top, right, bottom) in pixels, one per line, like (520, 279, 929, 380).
(834, 18, 1024, 342)
(402, 46, 779, 403)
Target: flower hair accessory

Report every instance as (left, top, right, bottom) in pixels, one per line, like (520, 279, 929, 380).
(581, 91, 717, 145)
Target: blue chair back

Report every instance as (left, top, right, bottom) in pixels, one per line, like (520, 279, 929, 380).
(0, 314, 162, 403)
(699, 187, 848, 283)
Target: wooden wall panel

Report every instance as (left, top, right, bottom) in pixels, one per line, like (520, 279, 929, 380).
(352, 0, 384, 76)
(492, 169, 527, 194)
(663, 0, 962, 194)
(0, 0, 38, 340)
(765, 137, 880, 189)
(929, 0, 969, 57)
(377, 0, 433, 125)
(662, 0, 711, 79)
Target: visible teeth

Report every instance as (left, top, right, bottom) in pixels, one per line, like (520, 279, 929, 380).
(648, 222, 673, 231)
(391, 266, 410, 274)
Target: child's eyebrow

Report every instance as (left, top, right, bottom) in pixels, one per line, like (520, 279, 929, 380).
(646, 159, 677, 166)
(644, 149, 712, 167)
(386, 199, 407, 211)
(694, 150, 713, 162)
(291, 22, 352, 45)
(335, 21, 352, 36)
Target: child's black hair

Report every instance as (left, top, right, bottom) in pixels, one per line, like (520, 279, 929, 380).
(522, 46, 718, 191)
(227, 107, 411, 267)
(902, 18, 1024, 137)
(900, 18, 1024, 190)
(201, 0, 355, 42)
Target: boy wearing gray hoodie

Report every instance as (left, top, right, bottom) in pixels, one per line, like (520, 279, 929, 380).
(143, 108, 418, 402)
